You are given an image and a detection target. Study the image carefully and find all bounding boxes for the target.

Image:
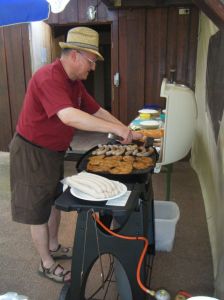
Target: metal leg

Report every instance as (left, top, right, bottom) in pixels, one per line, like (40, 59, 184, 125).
(59, 283, 71, 300)
(164, 163, 173, 201)
(63, 207, 151, 300)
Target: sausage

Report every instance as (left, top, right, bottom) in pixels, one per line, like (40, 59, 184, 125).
(95, 146, 108, 155)
(76, 172, 120, 195)
(66, 177, 105, 198)
(67, 176, 102, 193)
(136, 151, 150, 157)
(77, 173, 111, 193)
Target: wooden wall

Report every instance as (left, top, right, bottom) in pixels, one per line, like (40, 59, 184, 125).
(117, 6, 199, 123)
(0, 25, 31, 151)
(47, 0, 113, 23)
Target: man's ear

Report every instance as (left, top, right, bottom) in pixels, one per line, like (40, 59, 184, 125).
(71, 50, 78, 61)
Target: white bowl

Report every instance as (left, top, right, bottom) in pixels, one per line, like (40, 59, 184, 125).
(140, 120, 160, 129)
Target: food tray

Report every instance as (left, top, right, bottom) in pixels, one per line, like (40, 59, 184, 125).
(76, 145, 158, 183)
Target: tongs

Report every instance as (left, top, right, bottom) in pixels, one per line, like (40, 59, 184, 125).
(107, 133, 154, 148)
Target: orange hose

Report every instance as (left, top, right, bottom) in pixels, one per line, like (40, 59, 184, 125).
(92, 213, 155, 296)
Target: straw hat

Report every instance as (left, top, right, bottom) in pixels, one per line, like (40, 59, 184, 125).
(59, 27, 104, 61)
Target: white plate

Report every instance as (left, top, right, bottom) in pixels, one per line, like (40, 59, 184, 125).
(140, 120, 160, 129)
(138, 109, 159, 115)
(188, 297, 219, 300)
(70, 183, 127, 201)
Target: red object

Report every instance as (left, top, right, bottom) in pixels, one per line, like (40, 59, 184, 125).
(176, 290, 192, 299)
(92, 213, 155, 296)
(17, 59, 100, 151)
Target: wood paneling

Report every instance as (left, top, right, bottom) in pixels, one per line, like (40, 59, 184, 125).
(145, 8, 168, 107)
(58, 0, 78, 24)
(145, 6, 199, 109)
(98, 0, 113, 21)
(110, 11, 119, 117)
(21, 26, 32, 87)
(0, 25, 31, 151)
(166, 7, 178, 78)
(102, 0, 193, 8)
(119, 9, 146, 124)
(175, 7, 191, 83)
(47, 0, 114, 24)
(78, 0, 97, 22)
(47, 0, 78, 24)
(77, 0, 117, 22)
(166, 6, 198, 88)
(4, 26, 27, 132)
(0, 28, 12, 151)
(187, 6, 199, 88)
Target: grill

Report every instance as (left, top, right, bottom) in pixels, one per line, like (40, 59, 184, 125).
(76, 144, 159, 183)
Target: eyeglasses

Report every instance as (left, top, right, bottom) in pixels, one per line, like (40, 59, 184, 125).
(77, 51, 98, 67)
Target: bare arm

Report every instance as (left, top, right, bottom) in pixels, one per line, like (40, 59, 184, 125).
(57, 107, 132, 143)
(93, 107, 124, 126)
(93, 107, 143, 141)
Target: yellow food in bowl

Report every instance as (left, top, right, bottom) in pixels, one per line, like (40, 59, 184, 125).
(139, 113, 151, 120)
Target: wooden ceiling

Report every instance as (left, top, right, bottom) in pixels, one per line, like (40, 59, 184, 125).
(192, 0, 224, 30)
(101, 0, 224, 30)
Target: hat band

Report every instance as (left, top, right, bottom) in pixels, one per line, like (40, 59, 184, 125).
(65, 41, 98, 51)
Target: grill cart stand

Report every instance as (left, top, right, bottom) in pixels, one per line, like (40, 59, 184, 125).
(55, 179, 155, 300)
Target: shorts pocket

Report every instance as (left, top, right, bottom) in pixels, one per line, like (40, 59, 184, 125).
(12, 182, 54, 209)
(11, 182, 55, 224)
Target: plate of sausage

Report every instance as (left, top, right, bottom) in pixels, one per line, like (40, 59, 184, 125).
(70, 184, 127, 201)
(66, 172, 127, 201)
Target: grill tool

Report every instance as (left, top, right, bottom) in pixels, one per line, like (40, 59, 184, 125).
(107, 133, 154, 148)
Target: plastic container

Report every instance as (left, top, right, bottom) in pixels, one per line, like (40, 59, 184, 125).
(144, 104, 161, 111)
(154, 200, 180, 251)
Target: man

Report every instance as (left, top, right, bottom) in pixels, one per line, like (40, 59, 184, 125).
(10, 27, 142, 283)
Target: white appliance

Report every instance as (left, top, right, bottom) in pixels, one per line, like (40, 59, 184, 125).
(158, 78, 197, 165)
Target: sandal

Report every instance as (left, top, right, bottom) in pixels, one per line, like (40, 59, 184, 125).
(50, 244, 72, 259)
(38, 261, 71, 283)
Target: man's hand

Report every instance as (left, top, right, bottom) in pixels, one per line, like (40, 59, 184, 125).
(131, 130, 143, 141)
(120, 130, 143, 144)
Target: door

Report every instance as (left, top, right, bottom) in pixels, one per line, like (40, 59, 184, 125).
(118, 9, 146, 124)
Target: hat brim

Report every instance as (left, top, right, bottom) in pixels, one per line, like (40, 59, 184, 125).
(59, 42, 104, 61)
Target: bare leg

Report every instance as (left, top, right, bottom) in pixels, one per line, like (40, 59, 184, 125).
(48, 205, 61, 251)
(31, 223, 71, 280)
(30, 223, 54, 268)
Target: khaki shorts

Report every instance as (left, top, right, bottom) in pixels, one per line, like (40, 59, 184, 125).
(10, 134, 65, 225)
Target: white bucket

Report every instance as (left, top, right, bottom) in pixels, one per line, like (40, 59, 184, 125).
(154, 200, 180, 251)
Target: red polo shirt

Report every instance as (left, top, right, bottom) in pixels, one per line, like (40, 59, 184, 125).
(17, 59, 100, 151)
